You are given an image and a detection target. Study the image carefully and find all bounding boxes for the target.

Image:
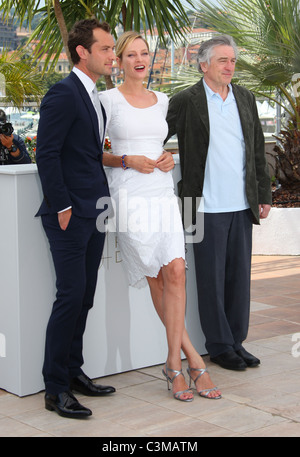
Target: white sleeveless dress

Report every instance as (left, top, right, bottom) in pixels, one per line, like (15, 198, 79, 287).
(100, 88, 185, 288)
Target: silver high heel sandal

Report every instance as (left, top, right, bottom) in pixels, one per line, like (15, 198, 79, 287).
(187, 366, 222, 399)
(162, 364, 194, 402)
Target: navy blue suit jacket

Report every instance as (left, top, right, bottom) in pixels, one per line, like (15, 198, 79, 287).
(36, 71, 109, 218)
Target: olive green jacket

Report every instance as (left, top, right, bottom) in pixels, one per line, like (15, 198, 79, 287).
(166, 78, 272, 225)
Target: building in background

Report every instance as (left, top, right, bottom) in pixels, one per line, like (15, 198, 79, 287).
(0, 17, 18, 51)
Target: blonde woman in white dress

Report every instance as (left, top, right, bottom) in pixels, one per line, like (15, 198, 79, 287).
(101, 31, 221, 402)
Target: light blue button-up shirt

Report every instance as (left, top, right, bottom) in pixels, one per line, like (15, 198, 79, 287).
(201, 79, 250, 213)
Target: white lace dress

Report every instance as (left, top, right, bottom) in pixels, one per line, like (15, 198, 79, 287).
(100, 88, 185, 288)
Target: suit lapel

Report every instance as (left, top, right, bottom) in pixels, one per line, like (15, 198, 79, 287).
(189, 79, 210, 136)
(191, 80, 253, 142)
(69, 72, 102, 148)
(232, 84, 251, 147)
(100, 102, 107, 142)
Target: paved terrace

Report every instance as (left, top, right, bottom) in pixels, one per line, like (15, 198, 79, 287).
(0, 255, 299, 437)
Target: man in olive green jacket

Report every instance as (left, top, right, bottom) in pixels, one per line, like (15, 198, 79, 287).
(166, 35, 272, 371)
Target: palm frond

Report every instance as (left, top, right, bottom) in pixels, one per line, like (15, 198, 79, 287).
(195, 0, 300, 118)
(0, 51, 44, 108)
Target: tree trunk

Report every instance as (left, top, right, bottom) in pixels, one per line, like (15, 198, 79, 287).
(53, 0, 72, 66)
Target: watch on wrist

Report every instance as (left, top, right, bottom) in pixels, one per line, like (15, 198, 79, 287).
(8, 143, 18, 153)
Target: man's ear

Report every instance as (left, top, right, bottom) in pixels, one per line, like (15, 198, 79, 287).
(200, 61, 208, 73)
(76, 44, 88, 60)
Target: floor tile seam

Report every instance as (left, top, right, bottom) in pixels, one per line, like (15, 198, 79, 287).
(89, 400, 202, 433)
(111, 388, 222, 418)
(0, 405, 46, 420)
(248, 338, 295, 352)
(197, 403, 289, 434)
(117, 376, 164, 391)
(251, 308, 297, 316)
(252, 304, 300, 312)
(238, 420, 293, 437)
(90, 416, 154, 436)
(11, 413, 141, 437)
(244, 401, 300, 425)
(251, 331, 300, 339)
(251, 313, 300, 326)
(282, 319, 300, 326)
(251, 295, 300, 302)
(135, 369, 163, 378)
(140, 396, 240, 420)
(138, 415, 228, 437)
(223, 390, 300, 413)
(116, 385, 170, 406)
(0, 415, 48, 436)
(250, 312, 279, 321)
(251, 302, 300, 309)
(103, 403, 197, 434)
(250, 290, 300, 297)
(251, 272, 300, 277)
(249, 318, 299, 328)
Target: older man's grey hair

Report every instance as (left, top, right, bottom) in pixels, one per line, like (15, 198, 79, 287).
(196, 35, 238, 73)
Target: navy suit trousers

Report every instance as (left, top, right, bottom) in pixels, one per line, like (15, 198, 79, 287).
(41, 213, 105, 395)
(193, 209, 253, 358)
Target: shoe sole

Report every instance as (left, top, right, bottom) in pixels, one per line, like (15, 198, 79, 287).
(245, 362, 260, 368)
(210, 359, 247, 371)
(45, 402, 92, 419)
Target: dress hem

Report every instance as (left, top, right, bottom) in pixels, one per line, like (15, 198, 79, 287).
(128, 255, 186, 289)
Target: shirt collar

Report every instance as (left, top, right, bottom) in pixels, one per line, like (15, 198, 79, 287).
(203, 78, 234, 102)
(72, 66, 96, 96)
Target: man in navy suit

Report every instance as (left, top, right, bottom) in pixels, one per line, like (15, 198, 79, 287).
(36, 19, 116, 419)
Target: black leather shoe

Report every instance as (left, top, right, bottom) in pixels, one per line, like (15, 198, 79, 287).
(45, 391, 92, 419)
(210, 350, 247, 371)
(236, 347, 260, 367)
(70, 373, 116, 396)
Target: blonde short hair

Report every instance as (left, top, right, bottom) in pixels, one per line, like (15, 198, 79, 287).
(116, 31, 149, 60)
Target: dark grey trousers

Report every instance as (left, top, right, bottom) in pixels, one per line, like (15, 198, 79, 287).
(193, 209, 253, 357)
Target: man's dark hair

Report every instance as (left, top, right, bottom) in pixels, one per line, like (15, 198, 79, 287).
(68, 19, 111, 65)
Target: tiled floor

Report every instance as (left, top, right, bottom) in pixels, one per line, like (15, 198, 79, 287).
(1, 255, 299, 437)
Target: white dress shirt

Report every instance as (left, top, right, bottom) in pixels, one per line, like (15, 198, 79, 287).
(59, 67, 103, 214)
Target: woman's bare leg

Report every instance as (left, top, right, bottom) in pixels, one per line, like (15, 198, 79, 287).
(147, 258, 192, 400)
(147, 260, 221, 398)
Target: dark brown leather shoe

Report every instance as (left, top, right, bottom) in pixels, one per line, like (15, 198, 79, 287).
(45, 391, 92, 419)
(70, 372, 116, 396)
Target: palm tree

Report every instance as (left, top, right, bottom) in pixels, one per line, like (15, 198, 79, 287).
(194, 0, 300, 185)
(2, 1, 194, 75)
(159, 0, 300, 187)
(196, 0, 300, 122)
(0, 1, 106, 70)
(0, 50, 44, 108)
